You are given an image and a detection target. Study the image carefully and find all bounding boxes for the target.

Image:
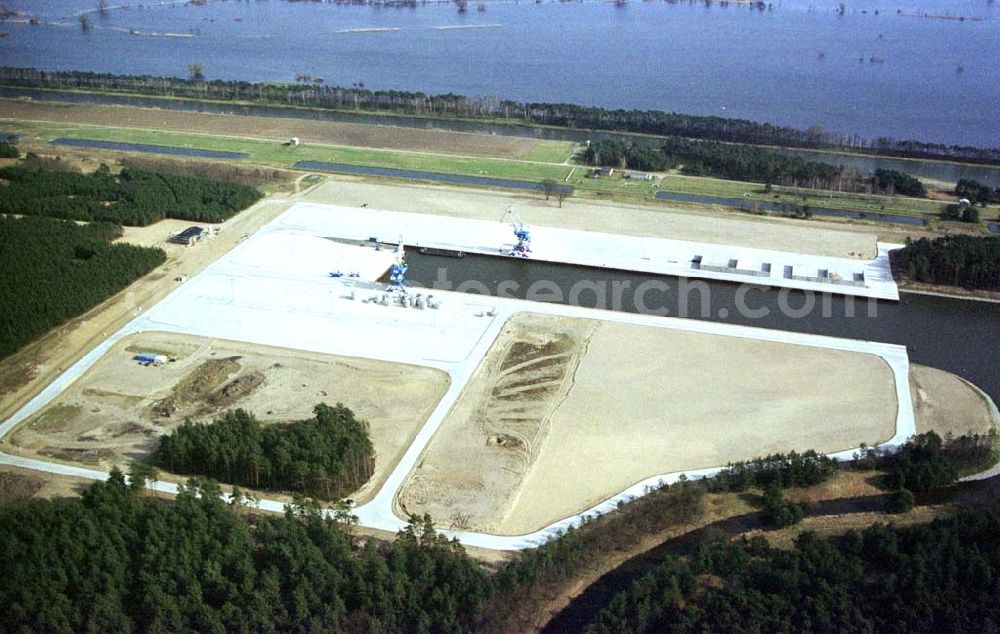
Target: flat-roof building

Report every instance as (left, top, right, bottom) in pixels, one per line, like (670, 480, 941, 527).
(170, 226, 207, 246)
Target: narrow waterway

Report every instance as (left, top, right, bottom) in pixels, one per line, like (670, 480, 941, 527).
(404, 252, 1000, 403)
(5, 85, 1000, 186)
(655, 191, 928, 226)
(3, 0, 999, 146)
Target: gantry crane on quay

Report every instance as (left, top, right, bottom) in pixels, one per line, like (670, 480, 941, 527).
(386, 239, 409, 293)
(501, 207, 532, 258)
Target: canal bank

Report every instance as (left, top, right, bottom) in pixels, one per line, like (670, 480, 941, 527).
(5, 85, 1000, 186)
(655, 191, 928, 227)
(280, 203, 900, 300)
(403, 251, 1000, 405)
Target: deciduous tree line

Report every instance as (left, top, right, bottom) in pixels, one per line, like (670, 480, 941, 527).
(2, 66, 997, 165)
(585, 138, 929, 196)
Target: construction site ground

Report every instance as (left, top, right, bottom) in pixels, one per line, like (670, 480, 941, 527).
(910, 364, 998, 437)
(397, 312, 900, 536)
(6, 332, 449, 505)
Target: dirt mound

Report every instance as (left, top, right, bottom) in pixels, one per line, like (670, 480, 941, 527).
(153, 356, 242, 418)
(397, 313, 595, 532)
(487, 333, 576, 459)
(177, 356, 242, 399)
(40, 447, 116, 465)
(207, 371, 266, 409)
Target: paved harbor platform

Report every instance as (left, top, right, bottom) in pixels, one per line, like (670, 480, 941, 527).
(277, 203, 901, 301)
(0, 203, 916, 550)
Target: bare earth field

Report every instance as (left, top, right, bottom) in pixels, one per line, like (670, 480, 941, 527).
(910, 364, 997, 437)
(0, 100, 539, 159)
(8, 332, 449, 504)
(399, 312, 898, 536)
(305, 179, 881, 259)
(397, 313, 594, 532)
(0, 465, 94, 507)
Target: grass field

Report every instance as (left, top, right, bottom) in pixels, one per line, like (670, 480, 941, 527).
(7, 121, 574, 182)
(566, 168, 946, 217)
(520, 140, 576, 163)
(1, 114, 967, 223)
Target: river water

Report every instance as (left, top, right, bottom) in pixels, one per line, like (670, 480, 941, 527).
(403, 251, 1000, 403)
(2, 0, 999, 147)
(8, 84, 1000, 187)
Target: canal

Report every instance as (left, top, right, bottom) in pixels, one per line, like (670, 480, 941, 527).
(404, 251, 1000, 404)
(6, 85, 1000, 187)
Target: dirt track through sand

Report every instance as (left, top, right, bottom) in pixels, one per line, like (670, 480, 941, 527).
(9, 332, 450, 504)
(400, 313, 898, 536)
(396, 313, 592, 533)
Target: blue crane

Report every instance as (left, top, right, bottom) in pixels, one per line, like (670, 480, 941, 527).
(387, 239, 409, 292)
(501, 207, 531, 258)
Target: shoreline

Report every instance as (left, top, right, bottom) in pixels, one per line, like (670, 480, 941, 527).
(1, 82, 997, 171)
(899, 288, 1000, 304)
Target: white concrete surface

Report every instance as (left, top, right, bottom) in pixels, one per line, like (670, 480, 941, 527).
(0, 202, 917, 550)
(277, 202, 902, 300)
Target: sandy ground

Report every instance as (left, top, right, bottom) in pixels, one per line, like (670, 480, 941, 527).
(910, 364, 998, 437)
(305, 178, 880, 259)
(0, 465, 92, 507)
(7, 332, 449, 504)
(116, 219, 216, 250)
(0, 99, 539, 159)
(399, 313, 898, 535)
(397, 313, 593, 532)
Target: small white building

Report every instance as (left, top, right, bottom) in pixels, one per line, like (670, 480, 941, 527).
(626, 171, 653, 181)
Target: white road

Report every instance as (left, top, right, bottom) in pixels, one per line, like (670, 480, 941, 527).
(0, 202, 918, 550)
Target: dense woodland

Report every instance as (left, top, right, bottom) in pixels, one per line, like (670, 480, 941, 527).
(585, 508, 1000, 633)
(706, 450, 839, 493)
(0, 216, 165, 358)
(0, 140, 18, 158)
(896, 235, 1000, 290)
(0, 163, 262, 226)
(661, 137, 849, 190)
(0, 476, 491, 633)
(584, 137, 933, 196)
(154, 405, 375, 500)
(870, 168, 927, 197)
(2, 433, 996, 632)
(955, 178, 1000, 205)
(583, 138, 672, 173)
(2, 67, 998, 164)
